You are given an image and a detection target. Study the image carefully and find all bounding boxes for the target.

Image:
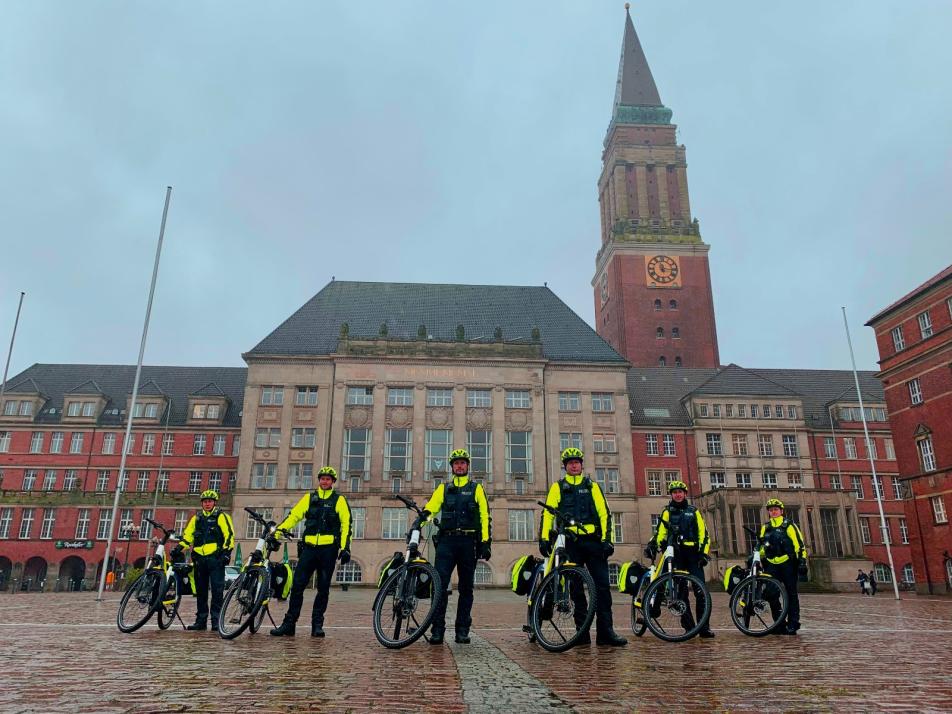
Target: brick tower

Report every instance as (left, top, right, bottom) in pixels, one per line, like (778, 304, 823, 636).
(592, 7, 719, 369)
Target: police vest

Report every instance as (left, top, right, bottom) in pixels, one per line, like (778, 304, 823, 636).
(192, 510, 225, 551)
(762, 519, 795, 560)
(304, 491, 341, 539)
(440, 480, 479, 532)
(560, 478, 599, 534)
(665, 504, 699, 545)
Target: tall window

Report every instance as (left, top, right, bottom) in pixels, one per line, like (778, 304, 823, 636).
(295, 386, 319, 406)
(39, 509, 57, 538)
(591, 393, 614, 412)
(466, 389, 492, 407)
(162, 433, 175, 455)
(662, 433, 676, 456)
(141, 433, 155, 455)
(709, 472, 726, 489)
(81, 401, 94, 417)
(866, 439, 878, 460)
(139, 509, 154, 539)
(288, 464, 313, 490)
(558, 392, 580, 411)
(382, 508, 407, 539)
(187, 472, 202, 493)
(731, 434, 748, 456)
(917, 311, 933, 339)
(244, 507, 274, 538)
(254, 428, 279, 449)
(69, 432, 84, 454)
(505, 390, 531, 408)
(595, 468, 619, 494)
(193, 434, 207, 456)
(830, 473, 841, 490)
(594, 434, 617, 454)
(647, 471, 663, 496)
(902, 563, 914, 584)
(851, 475, 865, 500)
(20, 470, 35, 491)
(49, 431, 64, 454)
(706, 433, 722, 456)
(787, 405, 798, 419)
(345, 386, 373, 405)
(891, 326, 905, 351)
(232, 435, 240, 456)
(505, 431, 532, 479)
(788, 472, 803, 489)
(613, 514, 624, 544)
(891, 477, 905, 500)
(917, 435, 936, 472)
(95, 509, 113, 540)
(782, 434, 799, 457)
(899, 518, 909, 544)
(63, 470, 78, 491)
(74, 508, 90, 539)
(885, 438, 895, 460)
(351, 507, 366, 539)
(737, 473, 752, 489)
(387, 387, 414, 406)
(758, 434, 773, 456)
(859, 517, 871, 544)
(260, 386, 284, 405)
(174, 510, 189, 535)
(343, 428, 372, 479)
(132, 471, 148, 493)
(559, 433, 582, 451)
(95, 470, 110, 492)
(508, 510, 534, 541)
(466, 430, 492, 478)
(385, 428, 412, 473)
(0, 507, 11, 538)
(157, 471, 170, 492)
(908, 379, 923, 405)
(426, 388, 453, 407)
(0, 431, 9, 452)
(42, 470, 56, 491)
(251, 464, 276, 489)
(213, 434, 226, 456)
(844, 437, 857, 459)
(18, 508, 35, 539)
(291, 428, 316, 449)
(645, 434, 659, 455)
(425, 430, 452, 481)
(29, 432, 43, 453)
(763, 472, 777, 489)
(931, 496, 947, 524)
(208, 472, 222, 493)
(820, 508, 843, 556)
(824, 436, 836, 459)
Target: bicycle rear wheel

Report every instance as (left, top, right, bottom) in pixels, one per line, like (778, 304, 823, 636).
(530, 565, 596, 653)
(218, 569, 267, 639)
(117, 570, 163, 633)
(642, 572, 711, 643)
(157, 573, 181, 630)
(372, 561, 441, 649)
(630, 594, 648, 637)
(730, 574, 788, 637)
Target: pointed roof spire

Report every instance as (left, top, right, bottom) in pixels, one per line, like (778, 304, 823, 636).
(611, 5, 672, 125)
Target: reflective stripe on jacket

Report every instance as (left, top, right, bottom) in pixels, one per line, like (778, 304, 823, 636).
(759, 516, 807, 565)
(278, 489, 353, 550)
(652, 501, 709, 555)
(424, 476, 491, 543)
(540, 474, 612, 543)
(180, 509, 235, 557)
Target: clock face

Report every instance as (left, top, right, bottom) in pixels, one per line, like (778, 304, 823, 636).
(647, 255, 680, 285)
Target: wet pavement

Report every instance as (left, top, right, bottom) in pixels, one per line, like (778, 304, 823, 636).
(1, 588, 950, 712)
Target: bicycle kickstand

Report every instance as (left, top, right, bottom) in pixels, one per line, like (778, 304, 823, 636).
(265, 607, 277, 627)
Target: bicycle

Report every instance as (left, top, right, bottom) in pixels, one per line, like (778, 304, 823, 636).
(371, 494, 443, 649)
(218, 507, 291, 640)
(116, 518, 188, 633)
(523, 501, 597, 653)
(617, 560, 651, 637)
(639, 542, 712, 642)
(726, 527, 788, 637)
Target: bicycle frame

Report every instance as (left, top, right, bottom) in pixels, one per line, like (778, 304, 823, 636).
(144, 518, 182, 609)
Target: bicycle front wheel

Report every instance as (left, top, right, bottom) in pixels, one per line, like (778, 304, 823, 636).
(373, 561, 442, 649)
(157, 573, 181, 630)
(630, 594, 648, 637)
(642, 572, 711, 643)
(117, 570, 163, 633)
(218, 569, 267, 640)
(730, 574, 788, 637)
(530, 565, 596, 653)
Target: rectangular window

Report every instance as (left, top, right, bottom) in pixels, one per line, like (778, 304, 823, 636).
(706, 433, 722, 456)
(17, 508, 35, 539)
(505, 390, 531, 408)
(425, 429, 452, 481)
(343, 428, 372, 478)
(251, 464, 276, 489)
(782, 434, 799, 457)
(698, 403, 709, 417)
(891, 326, 905, 351)
(162, 433, 175, 456)
(43, 508, 59, 538)
(255, 428, 280, 449)
(710, 472, 726, 489)
(157, 471, 170, 492)
(349, 476, 361, 493)
(5, 400, 21, 416)
(737, 472, 752, 489)
(0, 507, 12, 539)
(21, 470, 36, 491)
(763, 472, 777, 489)
(350, 507, 366, 539)
(647, 470, 663, 496)
(505, 431, 533, 480)
(737, 404, 746, 418)
(212, 434, 226, 456)
(426, 388, 453, 407)
(908, 379, 923, 405)
(382, 508, 407, 539)
(899, 518, 909, 544)
(830, 473, 841, 490)
(73, 508, 90, 539)
(188, 472, 202, 493)
(174, 510, 189, 535)
(595, 468, 619, 494)
(732, 434, 748, 456)
(208, 472, 222, 493)
(138, 509, 153, 540)
(232, 435, 240, 456)
(295, 386, 319, 406)
(387, 387, 414, 406)
(592, 393, 614, 413)
(918, 436, 937, 472)
(867, 439, 878, 460)
(135, 471, 149, 492)
(885, 438, 895, 460)
(918, 311, 933, 339)
(260, 386, 284, 406)
(117, 509, 134, 539)
(860, 517, 871, 544)
(758, 434, 773, 457)
(69, 432, 84, 454)
(824, 436, 836, 459)
(662, 434, 676, 456)
(725, 404, 734, 417)
(645, 434, 659, 455)
(95, 470, 109, 492)
(63, 470, 78, 491)
(193, 434, 207, 456)
(593, 433, 617, 453)
(95, 509, 112, 540)
(466, 389, 492, 407)
(820, 508, 843, 556)
(613, 514, 624, 544)
(384, 428, 412, 473)
(772, 405, 781, 419)
(508, 510, 534, 541)
(851, 475, 865, 500)
(291, 428, 317, 449)
(288, 464, 313, 490)
(42, 470, 56, 491)
(244, 507, 274, 539)
(48, 431, 64, 454)
(712, 404, 721, 418)
(81, 401, 94, 417)
(891, 477, 904, 501)
(467, 430, 492, 478)
(787, 405, 798, 419)
(749, 404, 758, 418)
(788, 472, 803, 489)
(741, 507, 760, 552)
(29, 431, 43, 453)
(844, 437, 857, 459)
(140, 433, 155, 455)
(345, 386, 373, 405)
(558, 392, 580, 411)
(0, 431, 9, 453)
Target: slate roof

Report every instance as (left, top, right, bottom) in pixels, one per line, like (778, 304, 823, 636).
(247, 281, 627, 365)
(867, 263, 952, 325)
(615, 7, 663, 108)
(1, 364, 247, 427)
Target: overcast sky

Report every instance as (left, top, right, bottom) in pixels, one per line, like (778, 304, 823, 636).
(2, 1, 950, 380)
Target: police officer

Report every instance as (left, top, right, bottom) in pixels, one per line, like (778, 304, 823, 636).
(540, 447, 627, 647)
(644, 480, 714, 638)
(423, 448, 491, 644)
(174, 489, 235, 631)
(759, 497, 808, 635)
(270, 466, 352, 637)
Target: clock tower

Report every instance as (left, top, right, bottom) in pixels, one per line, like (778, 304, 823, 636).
(592, 7, 720, 369)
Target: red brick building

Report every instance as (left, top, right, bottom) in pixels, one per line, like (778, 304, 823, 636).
(0, 364, 245, 591)
(868, 264, 952, 593)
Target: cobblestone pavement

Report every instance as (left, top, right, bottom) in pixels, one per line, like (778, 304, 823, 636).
(1, 588, 951, 713)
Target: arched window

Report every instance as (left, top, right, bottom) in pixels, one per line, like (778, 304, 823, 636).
(675, 356, 682, 367)
(873, 563, 892, 583)
(654, 299, 662, 311)
(474, 561, 493, 586)
(672, 327, 680, 338)
(608, 562, 621, 587)
(669, 299, 678, 310)
(336, 561, 362, 583)
(656, 327, 664, 339)
(658, 356, 666, 367)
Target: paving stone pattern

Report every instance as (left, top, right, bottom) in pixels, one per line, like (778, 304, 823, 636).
(1, 589, 951, 712)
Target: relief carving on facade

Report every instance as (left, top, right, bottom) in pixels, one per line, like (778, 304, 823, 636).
(386, 406, 413, 428)
(466, 407, 491, 430)
(295, 410, 314, 423)
(344, 406, 371, 429)
(593, 415, 614, 430)
(560, 414, 581, 429)
(505, 410, 532, 431)
(426, 407, 452, 429)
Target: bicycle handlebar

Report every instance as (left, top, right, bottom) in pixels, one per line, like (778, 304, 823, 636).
(143, 517, 171, 534)
(392, 494, 424, 515)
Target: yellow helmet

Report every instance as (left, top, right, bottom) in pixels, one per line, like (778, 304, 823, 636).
(560, 447, 584, 463)
(667, 480, 688, 493)
(449, 449, 471, 463)
(766, 498, 785, 510)
(200, 489, 219, 501)
(317, 466, 338, 480)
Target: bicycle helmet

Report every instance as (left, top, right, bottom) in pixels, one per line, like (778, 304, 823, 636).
(560, 447, 584, 463)
(449, 448, 471, 463)
(765, 497, 785, 510)
(200, 489, 219, 501)
(317, 466, 338, 481)
(667, 480, 688, 493)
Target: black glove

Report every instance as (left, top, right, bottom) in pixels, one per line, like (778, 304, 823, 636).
(539, 538, 552, 558)
(265, 535, 281, 551)
(601, 541, 615, 558)
(798, 560, 808, 577)
(643, 544, 657, 561)
(698, 554, 710, 567)
(221, 550, 232, 566)
(171, 544, 185, 558)
(338, 549, 351, 565)
(479, 542, 492, 561)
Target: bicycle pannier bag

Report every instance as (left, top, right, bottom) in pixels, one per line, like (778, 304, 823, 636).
(269, 561, 294, 600)
(414, 567, 435, 599)
(511, 554, 539, 595)
(173, 562, 195, 597)
(723, 565, 748, 594)
(378, 552, 405, 587)
(618, 561, 648, 595)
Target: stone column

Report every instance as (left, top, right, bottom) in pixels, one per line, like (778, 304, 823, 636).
(676, 166, 691, 223)
(635, 165, 649, 220)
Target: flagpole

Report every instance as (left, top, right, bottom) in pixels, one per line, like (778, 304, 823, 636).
(0, 292, 26, 410)
(97, 187, 172, 600)
(841, 306, 900, 600)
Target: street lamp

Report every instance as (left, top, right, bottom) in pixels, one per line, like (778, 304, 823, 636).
(121, 523, 140, 577)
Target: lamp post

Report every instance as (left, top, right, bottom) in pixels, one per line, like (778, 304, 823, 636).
(121, 523, 140, 577)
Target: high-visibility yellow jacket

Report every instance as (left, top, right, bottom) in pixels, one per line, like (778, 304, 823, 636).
(180, 509, 235, 557)
(424, 476, 491, 543)
(540, 474, 612, 543)
(277, 488, 352, 550)
(651, 501, 710, 555)
(759, 516, 807, 565)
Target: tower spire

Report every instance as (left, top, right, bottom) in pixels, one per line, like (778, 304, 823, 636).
(612, 5, 672, 125)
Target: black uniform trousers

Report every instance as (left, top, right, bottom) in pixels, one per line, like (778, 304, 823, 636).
(285, 544, 338, 627)
(671, 550, 709, 632)
(565, 537, 614, 636)
(765, 559, 800, 631)
(431, 533, 478, 634)
(192, 554, 226, 625)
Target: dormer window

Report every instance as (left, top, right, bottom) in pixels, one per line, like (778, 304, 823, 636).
(191, 403, 220, 420)
(132, 402, 159, 418)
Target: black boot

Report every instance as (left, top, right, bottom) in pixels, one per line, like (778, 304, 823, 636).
(311, 625, 325, 638)
(574, 631, 592, 647)
(596, 630, 628, 647)
(270, 620, 296, 636)
(698, 628, 715, 638)
(186, 621, 207, 631)
(429, 627, 445, 645)
(454, 628, 470, 644)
